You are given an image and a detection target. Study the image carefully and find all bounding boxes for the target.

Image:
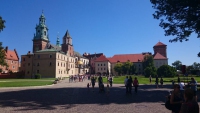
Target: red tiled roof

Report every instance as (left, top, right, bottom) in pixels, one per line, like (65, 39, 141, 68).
(153, 52, 167, 60)
(108, 54, 145, 63)
(154, 42, 166, 47)
(5, 50, 19, 61)
(95, 55, 109, 62)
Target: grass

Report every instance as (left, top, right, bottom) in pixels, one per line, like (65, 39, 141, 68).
(0, 78, 55, 87)
(102, 75, 200, 84)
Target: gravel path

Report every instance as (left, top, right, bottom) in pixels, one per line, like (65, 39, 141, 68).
(0, 78, 199, 113)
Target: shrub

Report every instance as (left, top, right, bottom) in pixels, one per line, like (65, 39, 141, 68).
(157, 65, 176, 77)
(35, 74, 41, 79)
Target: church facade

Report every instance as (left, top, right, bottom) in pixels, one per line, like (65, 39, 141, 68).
(20, 13, 89, 78)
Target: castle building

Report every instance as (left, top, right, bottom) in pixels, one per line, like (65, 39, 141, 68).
(20, 13, 89, 78)
(93, 42, 168, 75)
(0, 46, 19, 73)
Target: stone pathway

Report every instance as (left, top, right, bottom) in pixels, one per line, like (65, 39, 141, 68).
(0, 78, 199, 113)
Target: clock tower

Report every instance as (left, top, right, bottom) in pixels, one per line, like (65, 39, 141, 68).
(32, 12, 49, 53)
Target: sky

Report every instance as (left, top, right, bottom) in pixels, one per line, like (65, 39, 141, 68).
(0, 0, 199, 66)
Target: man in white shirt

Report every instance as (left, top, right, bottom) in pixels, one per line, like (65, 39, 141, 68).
(179, 81, 185, 99)
(124, 76, 128, 94)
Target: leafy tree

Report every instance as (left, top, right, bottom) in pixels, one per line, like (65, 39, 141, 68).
(0, 16, 7, 67)
(0, 16, 6, 32)
(157, 65, 176, 77)
(186, 65, 194, 73)
(150, 0, 200, 42)
(130, 64, 136, 75)
(172, 60, 182, 70)
(142, 55, 154, 70)
(192, 62, 200, 70)
(122, 61, 133, 75)
(150, 0, 200, 56)
(144, 66, 157, 77)
(114, 62, 123, 75)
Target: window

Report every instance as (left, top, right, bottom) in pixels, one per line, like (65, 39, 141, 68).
(49, 62, 52, 66)
(44, 31, 46, 36)
(98, 64, 99, 66)
(104, 68, 105, 70)
(28, 56, 30, 58)
(61, 62, 62, 67)
(11, 61, 13, 64)
(23, 58, 25, 61)
(101, 64, 102, 66)
(58, 62, 59, 66)
(28, 63, 30, 66)
(27, 71, 30, 74)
(49, 55, 52, 58)
(37, 70, 39, 73)
(12, 66, 15, 69)
(104, 64, 105, 66)
(38, 55, 40, 58)
(37, 63, 40, 66)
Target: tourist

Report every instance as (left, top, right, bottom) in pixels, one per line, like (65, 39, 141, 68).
(178, 76, 180, 83)
(170, 84, 183, 113)
(180, 88, 199, 113)
(155, 75, 159, 88)
(160, 77, 163, 88)
(124, 76, 128, 94)
(98, 75, 103, 90)
(109, 76, 113, 87)
(91, 76, 96, 92)
(87, 83, 90, 91)
(149, 75, 152, 84)
(189, 77, 198, 102)
(133, 77, 139, 94)
(127, 76, 133, 94)
(106, 84, 110, 96)
(179, 81, 185, 100)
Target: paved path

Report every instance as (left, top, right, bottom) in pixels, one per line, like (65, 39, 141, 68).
(0, 79, 199, 113)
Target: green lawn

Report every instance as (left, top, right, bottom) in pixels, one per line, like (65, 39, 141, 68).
(102, 75, 200, 84)
(0, 78, 55, 87)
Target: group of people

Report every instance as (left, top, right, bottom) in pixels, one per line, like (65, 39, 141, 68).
(124, 76, 139, 94)
(149, 75, 164, 88)
(168, 77, 199, 113)
(69, 75, 87, 83)
(87, 75, 112, 96)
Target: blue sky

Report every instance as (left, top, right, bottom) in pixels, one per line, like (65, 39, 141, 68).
(0, 0, 199, 66)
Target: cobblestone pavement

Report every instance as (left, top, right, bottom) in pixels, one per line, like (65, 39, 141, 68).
(0, 79, 200, 113)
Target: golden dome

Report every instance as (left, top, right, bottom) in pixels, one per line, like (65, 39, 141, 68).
(77, 60, 83, 65)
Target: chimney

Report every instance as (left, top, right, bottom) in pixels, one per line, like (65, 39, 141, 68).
(27, 51, 31, 55)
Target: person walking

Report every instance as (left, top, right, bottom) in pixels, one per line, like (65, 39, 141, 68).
(180, 88, 199, 113)
(149, 75, 152, 84)
(160, 77, 164, 88)
(91, 76, 96, 92)
(127, 76, 133, 94)
(155, 75, 159, 88)
(124, 76, 128, 94)
(189, 77, 198, 102)
(133, 77, 139, 94)
(179, 81, 185, 100)
(98, 75, 103, 91)
(109, 76, 113, 87)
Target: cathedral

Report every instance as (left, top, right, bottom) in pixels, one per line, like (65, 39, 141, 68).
(20, 13, 89, 78)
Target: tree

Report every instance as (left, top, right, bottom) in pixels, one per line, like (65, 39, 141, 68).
(122, 61, 133, 75)
(130, 64, 136, 75)
(192, 62, 200, 70)
(186, 65, 194, 73)
(150, 0, 200, 42)
(144, 66, 157, 77)
(157, 65, 176, 77)
(0, 16, 6, 32)
(114, 62, 123, 75)
(172, 60, 182, 70)
(142, 55, 154, 70)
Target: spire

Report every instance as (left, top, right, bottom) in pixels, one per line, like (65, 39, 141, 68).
(56, 32, 61, 47)
(64, 30, 71, 38)
(39, 10, 45, 25)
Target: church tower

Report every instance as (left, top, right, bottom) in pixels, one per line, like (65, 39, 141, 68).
(32, 12, 49, 53)
(62, 30, 74, 56)
(153, 42, 167, 57)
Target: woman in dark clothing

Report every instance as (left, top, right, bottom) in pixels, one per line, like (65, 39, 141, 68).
(127, 76, 133, 94)
(170, 84, 183, 113)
